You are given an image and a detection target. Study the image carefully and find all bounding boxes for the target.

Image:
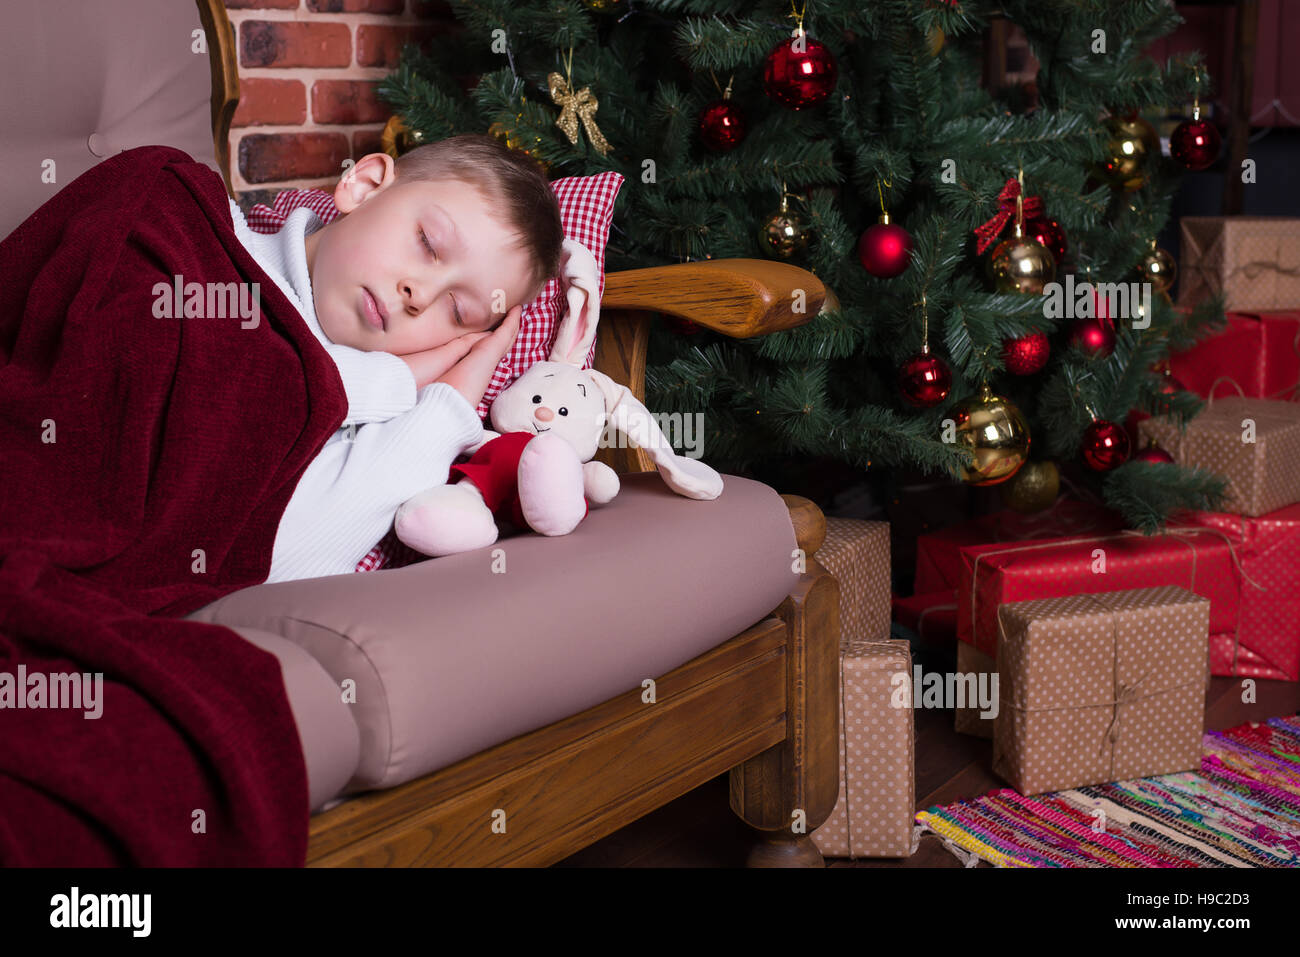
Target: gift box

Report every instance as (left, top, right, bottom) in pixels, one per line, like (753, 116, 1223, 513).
(1179, 216, 1300, 312)
(893, 590, 958, 647)
(993, 586, 1209, 796)
(812, 638, 915, 858)
(1176, 505, 1300, 680)
(1139, 396, 1300, 516)
(818, 518, 891, 645)
(914, 498, 1125, 596)
(957, 527, 1240, 659)
(954, 641, 997, 739)
(1168, 310, 1300, 402)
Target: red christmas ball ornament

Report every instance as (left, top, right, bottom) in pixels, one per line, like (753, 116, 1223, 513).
(1133, 445, 1174, 464)
(1154, 371, 1184, 412)
(763, 32, 838, 109)
(858, 216, 913, 278)
(898, 351, 952, 408)
(1070, 315, 1116, 359)
(1023, 217, 1067, 267)
(1001, 331, 1051, 375)
(1170, 117, 1221, 171)
(698, 98, 746, 152)
(1081, 419, 1130, 471)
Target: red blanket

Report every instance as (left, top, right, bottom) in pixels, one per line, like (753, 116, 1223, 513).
(0, 146, 347, 865)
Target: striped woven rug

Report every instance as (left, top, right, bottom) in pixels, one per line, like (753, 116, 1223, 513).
(915, 715, 1300, 867)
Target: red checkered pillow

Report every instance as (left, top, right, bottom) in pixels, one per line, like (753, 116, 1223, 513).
(244, 171, 625, 572)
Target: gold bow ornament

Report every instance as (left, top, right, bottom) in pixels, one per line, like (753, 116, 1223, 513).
(547, 71, 612, 156)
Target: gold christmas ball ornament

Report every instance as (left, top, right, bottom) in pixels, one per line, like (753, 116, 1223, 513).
(926, 24, 945, 56)
(1141, 245, 1177, 293)
(1094, 114, 1160, 191)
(758, 199, 808, 260)
(1000, 459, 1060, 513)
(581, 0, 625, 11)
(380, 115, 425, 159)
(951, 382, 1031, 486)
(988, 233, 1057, 295)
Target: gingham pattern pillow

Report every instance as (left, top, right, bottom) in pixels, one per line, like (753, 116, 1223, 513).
(243, 171, 625, 572)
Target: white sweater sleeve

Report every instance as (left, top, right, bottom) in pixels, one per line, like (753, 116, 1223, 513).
(266, 382, 484, 583)
(324, 344, 419, 425)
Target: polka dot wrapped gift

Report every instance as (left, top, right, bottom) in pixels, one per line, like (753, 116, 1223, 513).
(810, 519, 915, 859)
(991, 586, 1210, 797)
(817, 518, 891, 644)
(811, 638, 916, 859)
(1139, 396, 1300, 517)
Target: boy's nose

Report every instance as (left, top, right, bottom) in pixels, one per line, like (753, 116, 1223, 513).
(535, 407, 554, 422)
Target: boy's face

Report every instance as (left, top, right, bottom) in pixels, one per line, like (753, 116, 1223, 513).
(304, 153, 541, 355)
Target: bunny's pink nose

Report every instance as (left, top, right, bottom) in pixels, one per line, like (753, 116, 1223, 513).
(535, 407, 555, 422)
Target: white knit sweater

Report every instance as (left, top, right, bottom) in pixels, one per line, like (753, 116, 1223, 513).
(227, 199, 484, 583)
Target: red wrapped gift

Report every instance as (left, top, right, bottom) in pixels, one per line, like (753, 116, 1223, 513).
(956, 528, 1243, 660)
(914, 498, 1124, 596)
(1175, 505, 1300, 681)
(1168, 310, 1300, 402)
(892, 590, 958, 646)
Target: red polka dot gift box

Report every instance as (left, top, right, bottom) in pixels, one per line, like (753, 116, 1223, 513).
(957, 526, 1240, 661)
(1139, 396, 1300, 518)
(991, 586, 1210, 797)
(1166, 310, 1300, 403)
(1175, 505, 1300, 682)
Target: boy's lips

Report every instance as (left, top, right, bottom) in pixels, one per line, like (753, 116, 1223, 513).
(361, 288, 387, 331)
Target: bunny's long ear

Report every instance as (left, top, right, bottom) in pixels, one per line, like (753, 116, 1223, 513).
(588, 369, 724, 500)
(548, 238, 602, 367)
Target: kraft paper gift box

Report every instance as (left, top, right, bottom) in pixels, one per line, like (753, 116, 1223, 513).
(1138, 396, 1300, 517)
(812, 638, 915, 858)
(817, 518, 891, 644)
(1179, 216, 1300, 312)
(954, 641, 997, 739)
(992, 586, 1210, 797)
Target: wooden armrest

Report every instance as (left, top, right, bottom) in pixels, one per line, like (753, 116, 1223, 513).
(196, 0, 239, 200)
(602, 259, 826, 338)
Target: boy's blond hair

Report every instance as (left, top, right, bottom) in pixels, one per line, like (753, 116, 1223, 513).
(394, 134, 564, 305)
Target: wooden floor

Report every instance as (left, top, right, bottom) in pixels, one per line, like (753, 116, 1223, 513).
(554, 674, 1300, 867)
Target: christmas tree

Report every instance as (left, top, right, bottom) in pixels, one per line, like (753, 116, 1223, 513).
(379, 0, 1229, 531)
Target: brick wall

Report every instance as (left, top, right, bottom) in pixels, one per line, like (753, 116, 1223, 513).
(223, 0, 453, 210)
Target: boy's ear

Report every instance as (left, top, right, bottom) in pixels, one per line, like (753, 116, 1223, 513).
(334, 153, 396, 214)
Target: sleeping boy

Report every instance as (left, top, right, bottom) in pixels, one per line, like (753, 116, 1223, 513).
(226, 133, 565, 583)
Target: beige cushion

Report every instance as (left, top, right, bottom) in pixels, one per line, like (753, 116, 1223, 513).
(186, 472, 799, 796)
(0, 0, 219, 240)
(224, 627, 362, 814)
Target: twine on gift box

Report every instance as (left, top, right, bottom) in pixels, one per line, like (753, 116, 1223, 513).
(994, 598, 1207, 783)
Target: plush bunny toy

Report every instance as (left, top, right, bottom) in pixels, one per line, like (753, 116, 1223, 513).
(394, 238, 724, 557)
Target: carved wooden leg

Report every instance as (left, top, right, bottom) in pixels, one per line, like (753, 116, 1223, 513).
(729, 496, 840, 867)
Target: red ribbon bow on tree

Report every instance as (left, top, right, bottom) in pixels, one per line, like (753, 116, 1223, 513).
(973, 178, 1045, 255)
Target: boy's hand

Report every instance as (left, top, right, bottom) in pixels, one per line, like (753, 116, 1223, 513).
(399, 332, 492, 390)
(435, 304, 524, 410)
